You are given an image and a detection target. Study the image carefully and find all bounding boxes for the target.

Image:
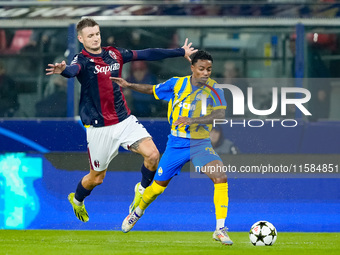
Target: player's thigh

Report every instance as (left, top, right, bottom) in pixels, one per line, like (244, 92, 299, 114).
(130, 137, 159, 159)
(191, 140, 227, 182)
(120, 115, 153, 153)
(201, 159, 227, 183)
(86, 126, 120, 171)
(154, 146, 190, 182)
(190, 139, 222, 168)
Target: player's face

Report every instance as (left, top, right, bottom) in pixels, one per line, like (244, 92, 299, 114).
(191, 59, 212, 86)
(78, 25, 101, 53)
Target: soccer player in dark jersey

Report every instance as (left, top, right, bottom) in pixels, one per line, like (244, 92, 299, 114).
(45, 18, 197, 223)
(111, 50, 233, 245)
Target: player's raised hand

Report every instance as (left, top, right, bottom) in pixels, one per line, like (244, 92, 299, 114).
(110, 77, 130, 88)
(181, 38, 198, 63)
(46, 60, 66, 75)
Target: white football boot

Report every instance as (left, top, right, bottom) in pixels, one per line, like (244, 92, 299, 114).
(121, 209, 143, 233)
(213, 227, 233, 245)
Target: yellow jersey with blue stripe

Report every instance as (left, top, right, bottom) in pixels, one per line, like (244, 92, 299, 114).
(153, 76, 227, 139)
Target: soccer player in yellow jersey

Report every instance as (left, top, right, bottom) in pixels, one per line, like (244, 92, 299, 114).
(110, 50, 233, 245)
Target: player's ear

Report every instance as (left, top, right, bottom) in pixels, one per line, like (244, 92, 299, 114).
(78, 35, 83, 43)
(191, 65, 194, 73)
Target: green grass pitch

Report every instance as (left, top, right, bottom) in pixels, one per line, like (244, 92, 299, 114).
(0, 230, 339, 255)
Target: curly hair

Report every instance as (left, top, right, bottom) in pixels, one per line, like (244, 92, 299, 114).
(191, 50, 213, 65)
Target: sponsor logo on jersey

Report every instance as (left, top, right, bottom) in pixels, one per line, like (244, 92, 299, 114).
(176, 101, 196, 111)
(94, 63, 120, 74)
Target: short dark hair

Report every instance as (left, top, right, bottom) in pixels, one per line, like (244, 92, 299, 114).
(191, 50, 213, 65)
(76, 18, 99, 34)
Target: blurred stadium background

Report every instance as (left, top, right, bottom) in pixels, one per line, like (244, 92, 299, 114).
(0, 0, 339, 233)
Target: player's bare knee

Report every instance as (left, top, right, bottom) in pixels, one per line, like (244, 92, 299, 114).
(93, 176, 104, 186)
(212, 175, 227, 184)
(89, 173, 105, 186)
(145, 148, 160, 168)
(150, 148, 160, 163)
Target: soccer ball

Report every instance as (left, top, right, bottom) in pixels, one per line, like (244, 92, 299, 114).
(249, 221, 277, 246)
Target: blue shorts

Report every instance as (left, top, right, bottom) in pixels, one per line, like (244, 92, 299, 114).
(154, 135, 222, 181)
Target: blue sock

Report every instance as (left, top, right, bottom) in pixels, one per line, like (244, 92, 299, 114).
(141, 164, 156, 189)
(74, 180, 92, 202)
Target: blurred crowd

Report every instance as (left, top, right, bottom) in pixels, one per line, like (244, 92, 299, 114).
(2, 1, 340, 18)
(1, 1, 340, 120)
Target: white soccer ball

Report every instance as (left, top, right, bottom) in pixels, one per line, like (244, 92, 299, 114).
(249, 220, 277, 246)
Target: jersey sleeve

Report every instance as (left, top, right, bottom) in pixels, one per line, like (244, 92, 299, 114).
(153, 77, 177, 102)
(212, 87, 227, 110)
(116, 47, 135, 63)
(61, 54, 84, 78)
(206, 81, 227, 110)
(116, 47, 185, 63)
(134, 48, 185, 61)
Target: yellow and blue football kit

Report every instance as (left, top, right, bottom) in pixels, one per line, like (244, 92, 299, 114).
(124, 75, 232, 242)
(152, 76, 227, 181)
(153, 76, 226, 139)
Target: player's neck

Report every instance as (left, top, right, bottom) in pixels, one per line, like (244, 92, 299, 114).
(190, 76, 204, 88)
(85, 47, 102, 55)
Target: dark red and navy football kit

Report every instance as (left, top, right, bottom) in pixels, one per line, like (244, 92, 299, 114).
(61, 46, 185, 127)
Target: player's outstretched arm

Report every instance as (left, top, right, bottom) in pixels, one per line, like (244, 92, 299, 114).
(110, 77, 153, 95)
(46, 60, 66, 75)
(174, 109, 226, 128)
(134, 38, 197, 62)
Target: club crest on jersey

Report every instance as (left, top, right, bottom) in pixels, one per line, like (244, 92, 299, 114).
(196, 93, 202, 100)
(109, 51, 117, 59)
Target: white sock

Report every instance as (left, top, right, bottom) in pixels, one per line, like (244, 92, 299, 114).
(135, 206, 144, 216)
(138, 185, 145, 195)
(216, 218, 225, 230)
(73, 197, 84, 206)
